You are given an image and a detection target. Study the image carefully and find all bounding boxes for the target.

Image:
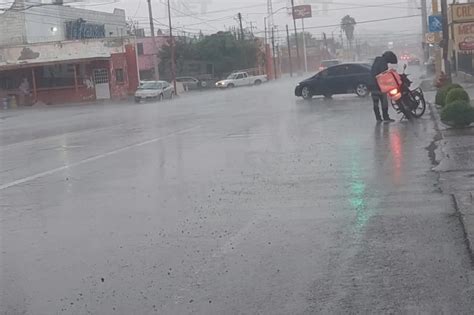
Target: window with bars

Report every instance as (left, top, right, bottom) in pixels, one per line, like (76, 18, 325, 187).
(115, 69, 125, 83)
(137, 43, 144, 56)
(93, 69, 109, 84)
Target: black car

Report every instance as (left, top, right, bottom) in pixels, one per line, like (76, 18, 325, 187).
(295, 63, 374, 99)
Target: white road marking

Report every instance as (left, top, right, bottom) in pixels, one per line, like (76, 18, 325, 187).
(0, 126, 199, 191)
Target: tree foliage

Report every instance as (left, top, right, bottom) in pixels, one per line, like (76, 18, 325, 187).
(441, 100, 474, 127)
(446, 87, 470, 105)
(436, 83, 463, 106)
(159, 32, 261, 79)
(341, 15, 356, 43)
(289, 32, 317, 47)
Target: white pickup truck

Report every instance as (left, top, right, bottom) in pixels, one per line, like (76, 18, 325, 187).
(215, 72, 267, 88)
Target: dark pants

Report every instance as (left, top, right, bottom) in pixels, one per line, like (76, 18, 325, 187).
(371, 92, 390, 121)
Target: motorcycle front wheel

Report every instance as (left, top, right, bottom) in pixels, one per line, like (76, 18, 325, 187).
(391, 97, 413, 120)
(398, 96, 414, 120)
(410, 89, 426, 118)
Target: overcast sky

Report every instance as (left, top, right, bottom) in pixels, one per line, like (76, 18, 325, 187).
(1, 0, 425, 43)
(89, 0, 423, 41)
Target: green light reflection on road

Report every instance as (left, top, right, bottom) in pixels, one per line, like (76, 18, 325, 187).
(346, 142, 372, 233)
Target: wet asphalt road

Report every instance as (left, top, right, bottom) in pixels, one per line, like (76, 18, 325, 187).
(1, 79, 474, 314)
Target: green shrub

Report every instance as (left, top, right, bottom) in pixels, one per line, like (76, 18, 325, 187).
(435, 83, 463, 106)
(446, 87, 470, 105)
(440, 100, 474, 127)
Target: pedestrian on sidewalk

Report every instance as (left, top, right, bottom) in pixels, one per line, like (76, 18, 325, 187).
(370, 51, 398, 122)
(19, 77, 31, 106)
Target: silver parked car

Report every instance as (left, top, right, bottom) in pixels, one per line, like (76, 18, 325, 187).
(135, 81, 175, 103)
(176, 77, 207, 90)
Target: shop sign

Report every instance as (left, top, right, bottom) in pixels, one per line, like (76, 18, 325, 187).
(454, 22, 474, 51)
(451, 4, 474, 23)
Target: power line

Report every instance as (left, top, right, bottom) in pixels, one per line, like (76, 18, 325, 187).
(254, 14, 421, 34)
(1, 0, 120, 12)
(0, 2, 225, 38)
(131, 0, 142, 18)
(157, 0, 219, 31)
(246, 1, 419, 20)
(149, 1, 287, 21)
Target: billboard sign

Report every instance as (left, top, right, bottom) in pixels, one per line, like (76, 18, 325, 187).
(293, 5, 312, 19)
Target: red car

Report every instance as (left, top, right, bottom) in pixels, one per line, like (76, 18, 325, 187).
(400, 54, 420, 66)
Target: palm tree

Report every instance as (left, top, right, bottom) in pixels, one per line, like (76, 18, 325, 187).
(341, 15, 356, 58)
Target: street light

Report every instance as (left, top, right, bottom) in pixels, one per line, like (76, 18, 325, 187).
(264, 6, 288, 44)
(264, 6, 291, 80)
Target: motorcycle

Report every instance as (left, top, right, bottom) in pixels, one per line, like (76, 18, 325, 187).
(377, 65, 426, 120)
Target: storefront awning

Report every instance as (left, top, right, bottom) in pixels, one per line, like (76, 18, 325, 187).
(0, 56, 111, 71)
(0, 38, 131, 71)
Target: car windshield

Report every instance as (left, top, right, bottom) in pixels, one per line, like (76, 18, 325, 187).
(227, 73, 240, 79)
(139, 82, 162, 89)
(322, 60, 339, 67)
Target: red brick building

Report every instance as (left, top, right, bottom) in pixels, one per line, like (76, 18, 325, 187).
(0, 38, 139, 105)
(0, 0, 139, 105)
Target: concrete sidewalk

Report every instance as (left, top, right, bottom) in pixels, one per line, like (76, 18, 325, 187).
(427, 87, 474, 261)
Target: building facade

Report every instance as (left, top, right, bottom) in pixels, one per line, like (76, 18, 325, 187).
(0, 0, 127, 46)
(449, 2, 474, 76)
(135, 36, 169, 80)
(0, 0, 138, 105)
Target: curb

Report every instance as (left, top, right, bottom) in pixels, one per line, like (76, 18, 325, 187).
(428, 101, 474, 264)
(452, 193, 474, 265)
(427, 102, 445, 167)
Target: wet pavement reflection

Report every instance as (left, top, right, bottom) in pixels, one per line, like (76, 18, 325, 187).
(1, 79, 474, 314)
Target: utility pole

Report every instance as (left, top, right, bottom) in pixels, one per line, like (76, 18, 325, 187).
(264, 17, 271, 79)
(267, 0, 274, 33)
(432, 0, 442, 77)
(147, 0, 159, 80)
(441, 0, 452, 82)
(264, 17, 267, 45)
(286, 24, 293, 77)
(421, 0, 429, 64)
(167, 0, 177, 95)
(271, 27, 277, 79)
(323, 32, 328, 59)
(302, 19, 308, 73)
(238, 13, 244, 41)
(277, 44, 281, 78)
(290, 0, 301, 74)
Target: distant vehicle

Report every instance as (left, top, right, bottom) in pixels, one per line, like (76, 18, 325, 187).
(400, 54, 421, 66)
(215, 72, 267, 88)
(408, 57, 421, 66)
(295, 63, 373, 99)
(135, 80, 175, 103)
(319, 59, 341, 71)
(176, 77, 207, 90)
